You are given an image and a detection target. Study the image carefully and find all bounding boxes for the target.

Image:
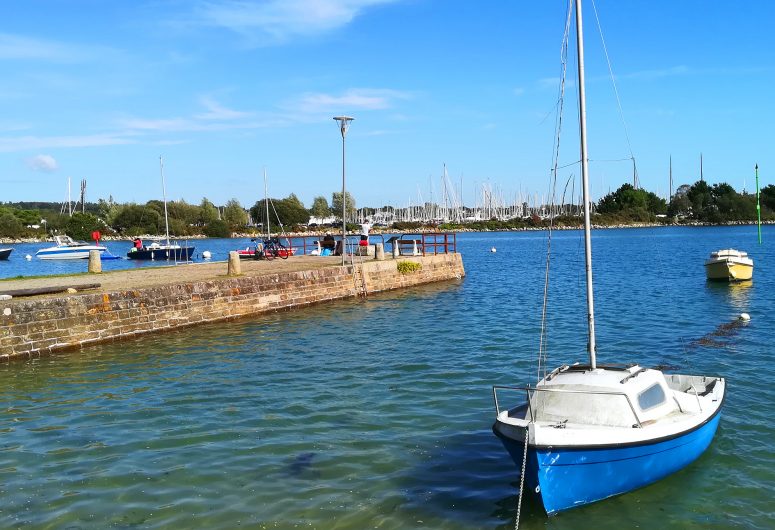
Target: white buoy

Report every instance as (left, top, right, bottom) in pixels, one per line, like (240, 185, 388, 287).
(25, 254, 32, 261)
(490, 247, 497, 253)
(202, 250, 212, 259)
(739, 313, 751, 322)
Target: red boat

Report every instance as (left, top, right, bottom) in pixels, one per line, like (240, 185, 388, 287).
(236, 239, 295, 260)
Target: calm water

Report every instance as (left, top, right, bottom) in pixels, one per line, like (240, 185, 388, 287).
(0, 227, 772, 529)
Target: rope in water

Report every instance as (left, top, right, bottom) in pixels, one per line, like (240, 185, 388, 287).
(514, 425, 531, 530)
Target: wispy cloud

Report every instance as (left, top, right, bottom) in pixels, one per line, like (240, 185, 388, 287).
(195, 96, 252, 120)
(0, 32, 113, 63)
(292, 88, 412, 114)
(0, 134, 133, 153)
(189, 0, 403, 45)
(26, 154, 59, 172)
(118, 94, 271, 132)
(620, 65, 689, 81)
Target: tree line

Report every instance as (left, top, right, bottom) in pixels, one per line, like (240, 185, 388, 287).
(1, 179, 772, 240)
(0, 192, 356, 240)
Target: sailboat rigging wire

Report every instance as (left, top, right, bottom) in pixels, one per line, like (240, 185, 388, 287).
(590, 0, 638, 185)
(537, 0, 574, 384)
(555, 160, 581, 171)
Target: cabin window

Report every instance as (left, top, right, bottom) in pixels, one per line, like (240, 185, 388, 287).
(637, 384, 666, 411)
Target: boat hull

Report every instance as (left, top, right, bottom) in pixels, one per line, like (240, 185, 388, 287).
(0, 248, 12, 260)
(705, 260, 753, 281)
(236, 248, 295, 259)
(494, 412, 722, 515)
(127, 246, 195, 261)
(36, 247, 107, 260)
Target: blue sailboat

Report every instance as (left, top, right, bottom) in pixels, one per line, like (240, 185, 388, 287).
(492, 0, 725, 516)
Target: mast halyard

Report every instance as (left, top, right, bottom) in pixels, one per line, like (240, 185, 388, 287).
(574, 0, 597, 368)
(160, 156, 171, 247)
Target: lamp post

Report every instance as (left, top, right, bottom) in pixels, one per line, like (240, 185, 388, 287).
(333, 116, 354, 265)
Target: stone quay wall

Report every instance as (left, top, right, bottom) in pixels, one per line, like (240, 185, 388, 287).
(0, 254, 464, 361)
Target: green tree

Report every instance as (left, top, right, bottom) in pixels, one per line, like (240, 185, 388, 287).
(687, 180, 712, 218)
(203, 219, 231, 238)
(331, 191, 356, 222)
(596, 183, 665, 219)
(198, 197, 219, 225)
(309, 196, 331, 219)
(760, 184, 775, 212)
(112, 204, 162, 235)
(223, 198, 248, 229)
(0, 211, 24, 238)
(64, 213, 105, 241)
(274, 194, 309, 226)
(668, 184, 691, 217)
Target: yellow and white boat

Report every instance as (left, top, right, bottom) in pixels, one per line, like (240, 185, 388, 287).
(705, 249, 753, 281)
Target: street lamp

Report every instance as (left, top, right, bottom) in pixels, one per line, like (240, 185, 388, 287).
(333, 116, 354, 265)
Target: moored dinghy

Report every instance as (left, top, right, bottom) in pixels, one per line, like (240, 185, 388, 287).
(492, 0, 725, 516)
(705, 249, 753, 281)
(0, 247, 12, 260)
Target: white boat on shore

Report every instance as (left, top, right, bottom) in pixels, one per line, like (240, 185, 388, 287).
(705, 249, 753, 281)
(36, 236, 107, 260)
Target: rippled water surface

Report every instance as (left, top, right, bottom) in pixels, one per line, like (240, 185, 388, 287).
(1, 227, 773, 529)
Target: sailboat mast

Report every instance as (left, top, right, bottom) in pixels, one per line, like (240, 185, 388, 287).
(264, 168, 270, 239)
(575, 0, 597, 368)
(160, 156, 171, 246)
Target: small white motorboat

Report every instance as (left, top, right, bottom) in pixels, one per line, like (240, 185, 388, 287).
(36, 235, 107, 260)
(704, 249, 753, 281)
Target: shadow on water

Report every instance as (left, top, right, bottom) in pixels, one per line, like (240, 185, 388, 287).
(285, 452, 321, 479)
(397, 421, 737, 529)
(391, 424, 547, 529)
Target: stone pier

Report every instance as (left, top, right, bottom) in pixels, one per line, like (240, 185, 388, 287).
(0, 253, 464, 360)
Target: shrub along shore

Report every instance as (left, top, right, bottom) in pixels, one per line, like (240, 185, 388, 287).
(2, 178, 773, 244)
(1, 219, 771, 245)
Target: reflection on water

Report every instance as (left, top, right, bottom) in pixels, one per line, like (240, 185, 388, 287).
(705, 278, 753, 313)
(0, 226, 773, 529)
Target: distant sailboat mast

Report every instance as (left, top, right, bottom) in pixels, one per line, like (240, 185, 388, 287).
(160, 156, 171, 247)
(669, 155, 673, 201)
(264, 168, 270, 239)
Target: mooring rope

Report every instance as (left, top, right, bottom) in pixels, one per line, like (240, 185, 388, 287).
(514, 425, 531, 530)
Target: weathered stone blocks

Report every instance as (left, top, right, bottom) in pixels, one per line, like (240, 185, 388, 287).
(0, 254, 464, 360)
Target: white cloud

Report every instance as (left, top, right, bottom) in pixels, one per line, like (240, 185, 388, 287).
(0, 134, 133, 153)
(26, 154, 59, 172)
(190, 0, 403, 45)
(195, 96, 252, 120)
(293, 88, 412, 114)
(0, 32, 112, 63)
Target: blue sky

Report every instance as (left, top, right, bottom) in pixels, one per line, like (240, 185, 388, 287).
(1, 0, 773, 209)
